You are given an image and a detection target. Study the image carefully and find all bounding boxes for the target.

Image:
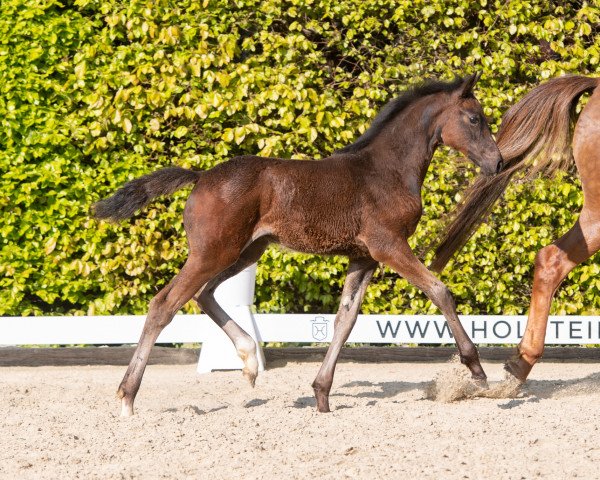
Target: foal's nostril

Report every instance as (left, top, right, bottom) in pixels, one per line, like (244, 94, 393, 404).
(496, 160, 504, 174)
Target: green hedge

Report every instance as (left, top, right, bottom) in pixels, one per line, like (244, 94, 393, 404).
(1, 0, 599, 316)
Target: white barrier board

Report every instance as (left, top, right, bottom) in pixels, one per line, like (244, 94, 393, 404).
(2, 314, 600, 345)
(255, 314, 600, 344)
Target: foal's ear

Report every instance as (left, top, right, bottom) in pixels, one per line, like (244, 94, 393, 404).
(459, 72, 481, 98)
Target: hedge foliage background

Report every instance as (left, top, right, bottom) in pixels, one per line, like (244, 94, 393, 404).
(2, 0, 600, 317)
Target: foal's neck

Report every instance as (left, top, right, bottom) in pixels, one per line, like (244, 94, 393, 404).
(368, 94, 448, 194)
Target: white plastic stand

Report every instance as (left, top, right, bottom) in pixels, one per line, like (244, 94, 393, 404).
(196, 264, 265, 374)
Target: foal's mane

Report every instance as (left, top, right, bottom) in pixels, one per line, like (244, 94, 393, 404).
(337, 77, 466, 154)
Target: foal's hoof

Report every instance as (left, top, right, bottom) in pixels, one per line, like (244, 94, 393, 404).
(242, 367, 257, 388)
(120, 398, 134, 417)
(239, 349, 258, 387)
(116, 388, 134, 416)
(472, 376, 489, 390)
(312, 385, 331, 413)
(315, 396, 331, 413)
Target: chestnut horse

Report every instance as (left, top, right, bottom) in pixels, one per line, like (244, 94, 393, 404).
(94, 74, 502, 416)
(430, 75, 600, 383)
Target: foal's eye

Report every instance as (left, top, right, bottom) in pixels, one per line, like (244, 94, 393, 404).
(469, 115, 479, 125)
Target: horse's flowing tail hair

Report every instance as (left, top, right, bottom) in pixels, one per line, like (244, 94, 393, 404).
(92, 167, 201, 222)
(429, 75, 599, 273)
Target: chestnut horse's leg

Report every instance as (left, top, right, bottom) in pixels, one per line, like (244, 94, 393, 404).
(506, 213, 600, 381)
(505, 92, 600, 383)
(194, 237, 270, 386)
(367, 237, 487, 384)
(312, 258, 377, 412)
(117, 253, 227, 417)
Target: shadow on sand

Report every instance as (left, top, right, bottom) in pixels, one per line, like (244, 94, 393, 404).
(292, 371, 600, 410)
(522, 371, 600, 399)
(292, 379, 428, 409)
(337, 379, 429, 399)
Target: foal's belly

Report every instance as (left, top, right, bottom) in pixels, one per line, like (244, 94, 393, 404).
(276, 230, 370, 257)
(258, 159, 371, 257)
(259, 212, 370, 258)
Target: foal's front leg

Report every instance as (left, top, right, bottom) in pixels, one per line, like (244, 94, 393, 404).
(312, 258, 377, 412)
(367, 236, 487, 385)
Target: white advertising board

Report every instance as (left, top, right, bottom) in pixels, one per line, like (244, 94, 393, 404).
(1, 314, 599, 345)
(254, 314, 600, 345)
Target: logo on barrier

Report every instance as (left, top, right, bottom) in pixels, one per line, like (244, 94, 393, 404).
(311, 316, 329, 341)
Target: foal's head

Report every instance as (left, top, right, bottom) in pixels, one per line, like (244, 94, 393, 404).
(438, 73, 503, 175)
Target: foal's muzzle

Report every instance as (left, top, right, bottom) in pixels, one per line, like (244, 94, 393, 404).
(481, 155, 504, 176)
(496, 159, 504, 174)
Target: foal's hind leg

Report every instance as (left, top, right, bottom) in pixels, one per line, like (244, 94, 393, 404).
(195, 237, 270, 386)
(367, 236, 487, 384)
(312, 258, 377, 412)
(506, 213, 600, 382)
(117, 254, 226, 416)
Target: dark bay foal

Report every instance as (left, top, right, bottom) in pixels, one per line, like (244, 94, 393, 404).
(94, 73, 502, 416)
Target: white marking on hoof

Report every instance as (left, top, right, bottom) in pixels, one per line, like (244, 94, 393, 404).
(237, 337, 259, 387)
(242, 356, 259, 387)
(120, 399, 134, 417)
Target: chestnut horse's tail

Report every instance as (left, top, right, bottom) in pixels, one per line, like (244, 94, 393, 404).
(92, 167, 201, 222)
(429, 75, 600, 273)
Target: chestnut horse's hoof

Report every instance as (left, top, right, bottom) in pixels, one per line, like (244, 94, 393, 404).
(504, 358, 529, 384)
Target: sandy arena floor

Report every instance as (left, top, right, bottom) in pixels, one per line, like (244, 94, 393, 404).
(2, 360, 600, 479)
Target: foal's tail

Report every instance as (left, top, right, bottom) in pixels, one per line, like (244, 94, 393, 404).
(92, 167, 201, 222)
(429, 75, 600, 273)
